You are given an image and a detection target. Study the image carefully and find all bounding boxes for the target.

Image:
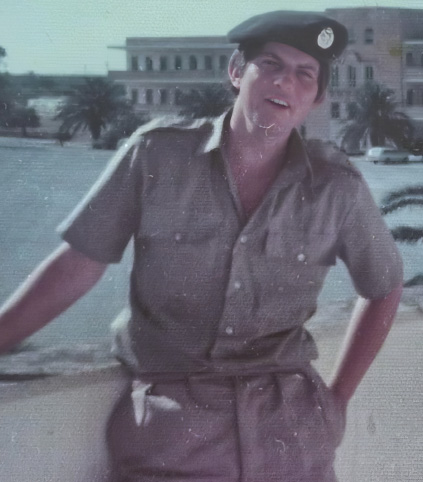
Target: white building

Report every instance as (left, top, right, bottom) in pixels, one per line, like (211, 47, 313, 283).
(108, 37, 235, 116)
(326, 7, 423, 144)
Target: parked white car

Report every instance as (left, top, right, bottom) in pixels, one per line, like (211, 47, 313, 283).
(407, 153, 423, 162)
(366, 147, 410, 164)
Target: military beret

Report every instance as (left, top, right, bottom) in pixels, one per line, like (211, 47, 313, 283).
(227, 11, 348, 63)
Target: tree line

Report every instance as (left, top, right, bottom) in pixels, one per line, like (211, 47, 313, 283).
(1, 44, 422, 155)
(0, 45, 233, 147)
(0, 47, 41, 136)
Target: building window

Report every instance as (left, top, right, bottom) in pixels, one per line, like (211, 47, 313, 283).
(219, 55, 228, 71)
(348, 66, 356, 87)
(159, 89, 168, 105)
(145, 57, 153, 71)
(160, 56, 168, 71)
(174, 55, 182, 70)
(421, 53, 423, 67)
(131, 89, 138, 104)
(131, 56, 139, 71)
(347, 102, 358, 119)
(331, 102, 340, 119)
(189, 55, 198, 70)
(364, 28, 374, 44)
(365, 66, 374, 81)
(348, 28, 356, 44)
(406, 89, 414, 106)
(145, 89, 153, 105)
(406, 52, 414, 66)
(330, 65, 339, 87)
(175, 88, 183, 105)
(204, 55, 213, 70)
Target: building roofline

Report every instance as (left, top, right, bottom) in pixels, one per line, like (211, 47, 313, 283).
(108, 37, 235, 51)
(125, 35, 227, 42)
(326, 7, 423, 12)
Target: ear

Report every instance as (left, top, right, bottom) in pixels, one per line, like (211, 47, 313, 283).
(228, 49, 243, 90)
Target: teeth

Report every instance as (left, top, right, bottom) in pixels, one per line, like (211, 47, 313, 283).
(270, 99, 288, 107)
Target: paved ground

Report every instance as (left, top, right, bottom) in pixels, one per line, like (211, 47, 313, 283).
(0, 137, 131, 347)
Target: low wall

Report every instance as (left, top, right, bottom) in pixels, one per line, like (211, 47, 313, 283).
(1, 309, 422, 482)
(313, 309, 423, 482)
(1, 367, 127, 482)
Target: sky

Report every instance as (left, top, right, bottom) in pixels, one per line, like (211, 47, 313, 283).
(1, 0, 422, 75)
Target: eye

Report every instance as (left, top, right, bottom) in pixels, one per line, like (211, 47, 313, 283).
(298, 70, 315, 80)
(261, 58, 279, 68)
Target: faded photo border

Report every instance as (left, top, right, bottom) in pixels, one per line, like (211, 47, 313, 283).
(1, 1, 423, 481)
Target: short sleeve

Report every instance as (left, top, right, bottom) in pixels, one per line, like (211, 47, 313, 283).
(57, 138, 143, 263)
(338, 176, 403, 299)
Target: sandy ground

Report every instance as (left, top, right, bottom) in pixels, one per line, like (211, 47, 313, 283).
(309, 305, 423, 482)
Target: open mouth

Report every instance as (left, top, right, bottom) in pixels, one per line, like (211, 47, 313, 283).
(267, 98, 290, 108)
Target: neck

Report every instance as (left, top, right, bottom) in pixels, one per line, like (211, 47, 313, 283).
(226, 107, 292, 170)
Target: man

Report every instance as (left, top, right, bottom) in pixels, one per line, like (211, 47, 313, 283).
(0, 11, 402, 482)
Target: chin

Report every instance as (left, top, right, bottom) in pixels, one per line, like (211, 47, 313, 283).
(250, 112, 280, 129)
(260, 115, 293, 134)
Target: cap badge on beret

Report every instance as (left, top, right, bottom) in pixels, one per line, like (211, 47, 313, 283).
(317, 27, 335, 50)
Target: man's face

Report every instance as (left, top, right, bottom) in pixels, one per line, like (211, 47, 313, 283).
(230, 42, 322, 134)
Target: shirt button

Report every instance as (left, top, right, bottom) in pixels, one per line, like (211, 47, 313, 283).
(225, 326, 234, 335)
(297, 253, 306, 262)
(175, 233, 182, 241)
(233, 281, 241, 290)
(239, 235, 248, 244)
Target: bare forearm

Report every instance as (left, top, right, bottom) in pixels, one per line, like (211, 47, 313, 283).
(329, 284, 403, 404)
(0, 243, 107, 353)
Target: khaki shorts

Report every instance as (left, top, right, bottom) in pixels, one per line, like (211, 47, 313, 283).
(107, 367, 346, 482)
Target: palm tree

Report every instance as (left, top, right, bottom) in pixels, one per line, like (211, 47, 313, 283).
(5, 106, 40, 137)
(0, 47, 13, 124)
(381, 185, 423, 286)
(178, 84, 233, 118)
(0, 73, 13, 124)
(341, 82, 413, 152)
(94, 111, 150, 150)
(55, 77, 129, 141)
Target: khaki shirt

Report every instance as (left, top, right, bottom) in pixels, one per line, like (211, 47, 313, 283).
(59, 112, 403, 376)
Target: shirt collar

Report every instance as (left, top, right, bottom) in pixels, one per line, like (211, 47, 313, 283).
(197, 110, 314, 184)
(281, 128, 314, 185)
(197, 110, 231, 154)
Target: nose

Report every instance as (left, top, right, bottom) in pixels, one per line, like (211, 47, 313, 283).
(273, 67, 295, 89)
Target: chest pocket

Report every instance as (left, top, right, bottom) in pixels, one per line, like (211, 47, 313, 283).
(265, 228, 337, 267)
(137, 205, 224, 246)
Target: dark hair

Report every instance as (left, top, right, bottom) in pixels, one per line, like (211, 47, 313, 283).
(232, 41, 329, 102)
